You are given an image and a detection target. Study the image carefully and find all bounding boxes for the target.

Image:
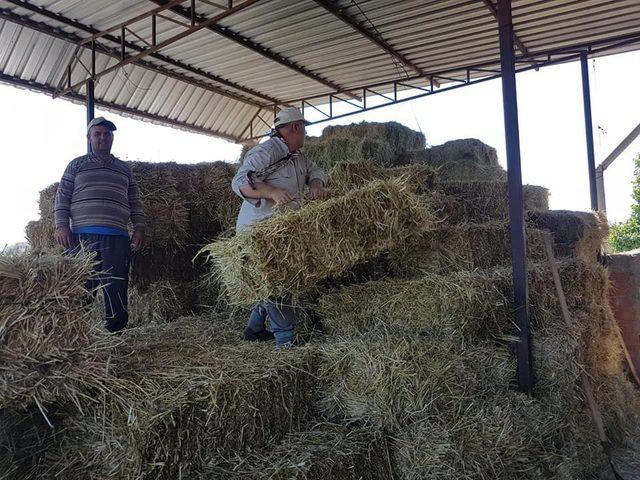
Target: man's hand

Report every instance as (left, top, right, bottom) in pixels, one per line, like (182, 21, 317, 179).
(56, 226, 74, 249)
(308, 180, 328, 200)
(269, 187, 295, 205)
(131, 229, 146, 251)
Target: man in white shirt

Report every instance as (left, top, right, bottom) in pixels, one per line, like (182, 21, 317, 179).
(231, 107, 328, 346)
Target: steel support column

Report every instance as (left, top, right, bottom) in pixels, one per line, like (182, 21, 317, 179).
(596, 167, 606, 213)
(497, 0, 533, 394)
(581, 53, 598, 211)
(86, 79, 95, 153)
(86, 79, 95, 124)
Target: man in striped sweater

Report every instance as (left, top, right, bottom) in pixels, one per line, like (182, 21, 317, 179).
(54, 117, 147, 332)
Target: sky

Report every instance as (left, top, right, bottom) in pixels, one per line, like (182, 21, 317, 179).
(1, 50, 639, 248)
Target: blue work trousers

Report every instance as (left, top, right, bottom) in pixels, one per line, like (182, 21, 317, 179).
(68, 234, 130, 332)
(247, 301, 297, 346)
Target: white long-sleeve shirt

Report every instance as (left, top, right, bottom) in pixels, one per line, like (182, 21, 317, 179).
(231, 136, 327, 233)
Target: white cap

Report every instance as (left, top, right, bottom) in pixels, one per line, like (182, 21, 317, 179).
(87, 116, 116, 132)
(273, 107, 309, 128)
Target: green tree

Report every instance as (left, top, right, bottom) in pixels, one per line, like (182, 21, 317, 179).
(610, 154, 640, 252)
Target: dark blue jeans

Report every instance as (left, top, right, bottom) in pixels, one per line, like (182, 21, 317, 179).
(68, 234, 130, 332)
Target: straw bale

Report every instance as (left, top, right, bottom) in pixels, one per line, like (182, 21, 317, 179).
(390, 391, 600, 480)
(202, 178, 435, 305)
(316, 336, 515, 428)
(36, 183, 58, 218)
(0, 252, 117, 409)
(387, 223, 548, 277)
(130, 244, 204, 286)
(328, 161, 435, 194)
(195, 424, 393, 480)
(0, 407, 55, 480)
(303, 121, 425, 170)
(435, 181, 549, 223)
(160, 161, 240, 241)
(25, 183, 60, 252)
(528, 210, 609, 262)
(129, 162, 190, 247)
(127, 280, 196, 327)
(37, 320, 318, 480)
(321, 121, 426, 151)
(428, 139, 501, 167)
(302, 135, 396, 170)
(403, 139, 507, 182)
(24, 219, 58, 252)
(317, 336, 608, 479)
(316, 260, 609, 340)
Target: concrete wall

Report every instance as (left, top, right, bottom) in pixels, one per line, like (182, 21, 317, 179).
(609, 250, 640, 373)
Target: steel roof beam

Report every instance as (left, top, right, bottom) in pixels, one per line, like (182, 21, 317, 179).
(2, 0, 281, 106)
(480, 0, 529, 56)
(150, 0, 359, 99)
(54, 0, 262, 98)
(311, 0, 429, 78)
(0, 72, 241, 142)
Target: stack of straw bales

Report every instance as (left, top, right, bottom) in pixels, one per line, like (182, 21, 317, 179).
(7, 121, 639, 478)
(201, 122, 639, 478)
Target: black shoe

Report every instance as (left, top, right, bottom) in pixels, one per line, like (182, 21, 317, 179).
(243, 327, 275, 342)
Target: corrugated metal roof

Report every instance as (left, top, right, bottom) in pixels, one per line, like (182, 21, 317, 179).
(0, 0, 639, 142)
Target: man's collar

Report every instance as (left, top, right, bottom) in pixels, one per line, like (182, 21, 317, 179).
(272, 136, 297, 154)
(90, 152, 115, 162)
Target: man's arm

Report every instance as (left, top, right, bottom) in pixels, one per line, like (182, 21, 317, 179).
(232, 143, 294, 206)
(127, 174, 147, 251)
(305, 156, 328, 200)
(54, 161, 77, 248)
(239, 182, 294, 205)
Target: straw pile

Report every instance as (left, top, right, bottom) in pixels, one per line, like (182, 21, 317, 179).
(0, 407, 57, 479)
(303, 121, 425, 170)
(196, 424, 393, 480)
(0, 252, 116, 409)
(36, 320, 318, 480)
(202, 178, 435, 305)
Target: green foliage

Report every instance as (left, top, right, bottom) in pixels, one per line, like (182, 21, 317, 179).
(610, 154, 640, 252)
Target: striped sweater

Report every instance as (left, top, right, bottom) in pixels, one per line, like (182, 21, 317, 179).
(54, 154, 146, 232)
